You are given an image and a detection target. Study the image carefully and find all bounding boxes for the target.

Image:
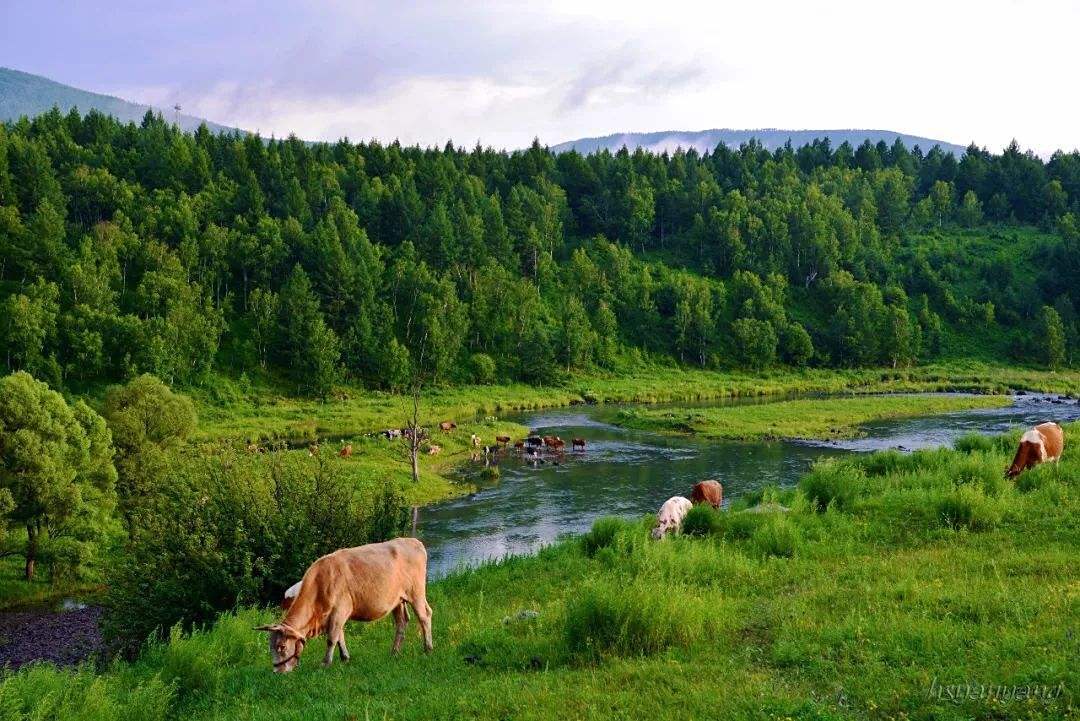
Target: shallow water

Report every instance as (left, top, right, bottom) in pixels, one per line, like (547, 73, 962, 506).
(418, 393, 1080, 577)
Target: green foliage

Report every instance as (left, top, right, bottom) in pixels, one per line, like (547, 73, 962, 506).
(751, 515, 802, 558)
(104, 448, 408, 652)
(681, 503, 724, 537)
(1035, 305, 1067, 369)
(936, 485, 1003, 531)
(730, 317, 777, 369)
(800, 461, 866, 510)
(0, 371, 117, 581)
(581, 516, 632, 557)
(102, 374, 197, 522)
(469, 352, 497, 384)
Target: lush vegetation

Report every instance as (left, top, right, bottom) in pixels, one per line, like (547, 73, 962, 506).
(3, 110, 1080, 403)
(611, 393, 1013, 441)
(0, 424, 1074, 720)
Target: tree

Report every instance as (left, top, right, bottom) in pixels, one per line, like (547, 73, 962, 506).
(780, 322, 814, 367)
(0, 372, 117, 580)
(731, 318, 777, 370)
(881, 305, 916, 368)
(278, 265, 341, 396)
(102, 374, 197, 523)
(1035, 306, 1066, 370)
(956, 190, 983, 227)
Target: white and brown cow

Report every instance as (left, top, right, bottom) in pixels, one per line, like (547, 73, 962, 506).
(651, 496, 693, 540)
(256, 538, 433, 672)
(1006, 422, 1064, 478)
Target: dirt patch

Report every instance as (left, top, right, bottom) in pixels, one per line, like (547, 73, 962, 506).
(0, 605, 104, 668)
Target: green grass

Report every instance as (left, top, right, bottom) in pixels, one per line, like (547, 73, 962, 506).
(1, 423, 1076, 720)
(0, 557, 98, 612)
(610, 393, 1013, 441)
(187, 362, 1080, 445)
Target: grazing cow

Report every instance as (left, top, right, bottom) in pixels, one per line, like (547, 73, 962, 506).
(471, 434, 481, 448)
(439, 421, 457, 433)
(281, 581, 302, 611)
(308, 442, 320, 457)
(427, 444, 442, 456)
(514, 441, 525, 449)
(572, 438, 586, 450)
(383, 428, 401, 440)
(1006, 422, 1064, 478)
(256, 538, 433, 672)
(651, 496, 693, 540)
(496, 435, 511, 446)
(525, 436, 543, 448)
(690, 480, 723, 509)
(339, 444, 353, 458)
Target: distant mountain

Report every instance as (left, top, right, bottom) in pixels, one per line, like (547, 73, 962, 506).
(551, 128, 969, 157)
(0, 66, 240, 135)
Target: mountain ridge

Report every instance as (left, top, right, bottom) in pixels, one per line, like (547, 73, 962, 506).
(551, 128, 969, 156)
(0, 66, 240, 135)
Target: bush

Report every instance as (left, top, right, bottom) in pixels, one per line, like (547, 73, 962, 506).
(800, 461, 865, 511)
(681, 504, 723, 537)
(581, 516, 631, 557)
(564, 580, 702, 661)
(936, 485, 1002, 531)
(104, 449, 408, 654)
(469, 353, 497, 384)
(751, 516, 801, 558)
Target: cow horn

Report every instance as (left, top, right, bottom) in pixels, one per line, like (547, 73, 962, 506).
(254, 624, 279, 632)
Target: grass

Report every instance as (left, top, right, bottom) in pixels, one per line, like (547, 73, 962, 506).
(0, 558, 98, 612)
(610, 393, 1014, 441)
(1, 423, 1075, 720)
(187, 361, 1080, 445)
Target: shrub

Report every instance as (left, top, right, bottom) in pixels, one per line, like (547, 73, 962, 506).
(469, 352, 497, 384)
(104, 449, 408, 654)
(681, 504, 723, 537)
(954, 457, 1006, 497)
(799, 461, 865, 511)
(751, 516, 801, 558)
(581, 516, 631, 557)
(563, 580, 702, 661)
(936, 485, 1002, 531)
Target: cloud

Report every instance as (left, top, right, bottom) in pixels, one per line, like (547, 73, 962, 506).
(558, 45, 707, 113)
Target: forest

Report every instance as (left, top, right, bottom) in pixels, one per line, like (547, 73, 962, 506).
(2, 108, 1080, 398)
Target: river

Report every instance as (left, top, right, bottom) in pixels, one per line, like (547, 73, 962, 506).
(418, 393, 1080, 577)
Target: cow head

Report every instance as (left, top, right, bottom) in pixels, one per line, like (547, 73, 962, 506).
(255, 623, 306, 673)
(1005, 438, 1046, 478)
(650, 519, 673, 540)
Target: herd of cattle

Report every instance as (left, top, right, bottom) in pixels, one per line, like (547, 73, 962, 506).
(257, 421, 1065, 672)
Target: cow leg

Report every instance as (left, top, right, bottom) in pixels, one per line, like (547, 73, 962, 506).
(391, 601, 409, 654)
(413, 596, 434, 653)
(323, 610, 349, 667)
(336, 636, 350, 663)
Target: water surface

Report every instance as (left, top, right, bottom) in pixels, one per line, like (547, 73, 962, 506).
(419, 393, 1079, 577)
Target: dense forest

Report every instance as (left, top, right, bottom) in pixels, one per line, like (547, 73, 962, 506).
(2, 108, 1079, 396)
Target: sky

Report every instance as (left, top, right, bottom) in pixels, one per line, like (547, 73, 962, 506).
(2, 0, 1079, 155)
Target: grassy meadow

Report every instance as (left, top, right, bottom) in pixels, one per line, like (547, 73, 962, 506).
(0, 422, 1076, 720)
(610, 393, 1014, 441)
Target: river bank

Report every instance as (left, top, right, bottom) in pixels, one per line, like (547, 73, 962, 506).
(1, 421, 1074, 720)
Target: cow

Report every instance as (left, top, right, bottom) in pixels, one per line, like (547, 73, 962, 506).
(551, 437, 565, 451)
(690, 480, 723, 509)
(1006, 422, 1064, 478)
(514, 441, 525, 449)
(308, 442, 320, 457)
(496, 435, 511, 447)
(256, 538, 433, 672)
(281, 581, 302, 611)
(651, 496, 693, 540)
(525, 436, 543, 448)
(339, 444, 353, 458)
(383, 428, 402, 440)
(427, 444, 442, 456)
(572, 438, 586, 450)
(439, 421, 457, 433)
(470, 434, 481, 448)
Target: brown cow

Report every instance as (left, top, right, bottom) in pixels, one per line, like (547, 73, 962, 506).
(308, 442, 320, 457)
(552, 438, 566, 450)
(496, 435, 511, 446)
(339, 444, 353, 458)
(572, 438, 586, 450)
(256, 538, 433, 672)
(514, 441, 525, 449)
(439, 421, 457, 433)
(1006, 422, 1064, 478)
(690, 480, 723, 509)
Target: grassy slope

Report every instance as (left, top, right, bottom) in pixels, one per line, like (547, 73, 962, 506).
(611, 394, 1013, 441)
(191, 362, 1080, 444)
(2, 425, 1075, 720)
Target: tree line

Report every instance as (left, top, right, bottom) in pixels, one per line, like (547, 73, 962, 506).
(2, 109, 1078, 396)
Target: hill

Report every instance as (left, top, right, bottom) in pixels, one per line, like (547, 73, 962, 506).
(551, 128, 969, 156)
(0, 66, 240, 134)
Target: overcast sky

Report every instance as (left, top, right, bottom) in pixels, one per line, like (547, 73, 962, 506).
(3, 0, 1078, 155)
